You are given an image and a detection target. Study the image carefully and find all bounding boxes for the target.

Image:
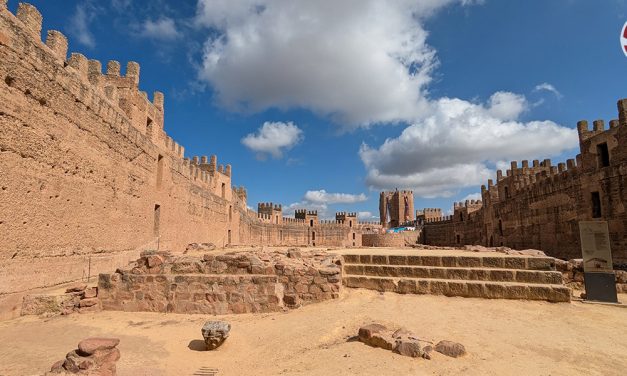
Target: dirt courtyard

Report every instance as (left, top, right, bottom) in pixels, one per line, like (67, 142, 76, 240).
(0, 289, 625, 376)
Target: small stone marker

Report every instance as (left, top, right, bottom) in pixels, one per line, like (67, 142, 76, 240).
(202, 321, 231, 350)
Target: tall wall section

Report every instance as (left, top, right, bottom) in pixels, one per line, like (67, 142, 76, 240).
(0, 3, 242, 318)
(423, 101, 627, 263)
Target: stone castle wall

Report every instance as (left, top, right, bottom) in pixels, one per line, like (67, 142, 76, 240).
(0, 3, 380, 319)
(423, 104, 627, 263)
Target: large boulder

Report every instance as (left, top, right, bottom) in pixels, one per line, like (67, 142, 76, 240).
(202, 321, 231, 350)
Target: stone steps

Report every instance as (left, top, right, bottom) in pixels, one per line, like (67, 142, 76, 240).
(343, 254, 556, 270)
(344, 264, 563, 285)
(343, 276, 571, 302)
(341, 253, 570, 302)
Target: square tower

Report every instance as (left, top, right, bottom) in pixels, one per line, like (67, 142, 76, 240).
(380, 190, 415, 228)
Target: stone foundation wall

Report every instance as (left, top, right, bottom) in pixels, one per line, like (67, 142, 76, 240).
(98, 250, 342, 314)
(362, 231, 420, 247)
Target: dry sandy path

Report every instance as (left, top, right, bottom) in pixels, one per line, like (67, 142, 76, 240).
(0, 289, 625, 376)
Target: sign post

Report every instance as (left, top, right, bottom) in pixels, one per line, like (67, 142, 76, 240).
(578, 221, 618, 303)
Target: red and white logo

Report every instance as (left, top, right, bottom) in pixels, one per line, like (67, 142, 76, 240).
(622, 22, 627, 56)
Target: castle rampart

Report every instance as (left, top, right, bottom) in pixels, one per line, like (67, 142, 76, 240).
(423, 102, 627, 263)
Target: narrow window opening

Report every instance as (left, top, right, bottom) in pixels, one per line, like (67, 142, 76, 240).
(275, 216, 278, 224)
(597, 143, 610, 167)
(221, 183, 226, 198)
(349, 220, 353, 228)
(498, 220, 503, 236)
(146, 117, 153, 136)
(312, 231, 316, 241)
(459, 212, 464, 222)
(352, 232, 356, 240)
(591, 191, 602, 218)
(504, 186, 510, 199)
(153, 204, 161, 237)
(229, 205, 232, 222)
(227, 229, 231, 245)
(156, 154, 164, 189)
(310, 219, 314, 227)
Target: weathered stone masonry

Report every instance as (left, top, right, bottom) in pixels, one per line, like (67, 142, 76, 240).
(423, 101, 627, 263)
(98, 250, 342, 314)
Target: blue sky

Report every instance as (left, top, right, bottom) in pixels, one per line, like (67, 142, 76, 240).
(12, 0, 627, 219)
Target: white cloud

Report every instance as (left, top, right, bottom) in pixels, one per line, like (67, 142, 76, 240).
(359, 95, 578, 197)
(241, 121, 303, 159)
(487, 92, 528, 121)
(534, 82, 563, 99)
(140, 18, 182, 40)
(68, 4, 98, 48)
(303, 190, 367, 205)
(194, 0, 481, 126)
(194, 1, 577, 198)
(358, 211, 378, 220)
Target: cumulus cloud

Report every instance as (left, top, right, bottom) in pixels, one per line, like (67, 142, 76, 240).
(140, 17, 182, 40)
(303, 190, 367, 205)
(534, 82, 563, 99)
(193, 0, 480, 126)
(241, 121, 303, 159)
(359, 95, 578, 197)
(194, 1, 577, 197)
(68, 4, 98, 48)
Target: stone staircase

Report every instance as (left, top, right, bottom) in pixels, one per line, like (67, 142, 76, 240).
(342, 253, 571, 302)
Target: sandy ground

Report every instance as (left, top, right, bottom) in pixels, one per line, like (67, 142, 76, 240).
(0, 289, 626, 376)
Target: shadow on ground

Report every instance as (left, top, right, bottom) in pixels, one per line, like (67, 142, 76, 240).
(188, 339, 207, 352)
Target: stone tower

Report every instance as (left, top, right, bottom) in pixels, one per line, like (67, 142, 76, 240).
(379, 190, 415, 228)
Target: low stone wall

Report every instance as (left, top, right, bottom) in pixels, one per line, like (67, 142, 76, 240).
(98, 249, 342, 314)
(362, 231, 419, 247)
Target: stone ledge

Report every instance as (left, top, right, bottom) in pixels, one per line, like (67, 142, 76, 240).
(343, 276, 571, 302)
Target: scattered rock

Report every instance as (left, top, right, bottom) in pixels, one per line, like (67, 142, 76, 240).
(202, 321, 231, 350)
(78, 338, 120, 355)
(146, 254, 164, 268)
(394, 339, 422, 358)
(422, 345, 433, 360)
(83, 287, 98, 299)
(287, 248, 302, 259)
(66, 285, 87, 293)
(358, 323, 387, 341)
(47, 337, 120, 375)
(186, 243, 216, 252)
(435, 340, 466, 358)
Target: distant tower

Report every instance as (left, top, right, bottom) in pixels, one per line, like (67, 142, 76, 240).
(379, 190, 415, 228)
(336, 212, 357, 228)
(295, 209, 319, 227)
(258, 202, 283, 225)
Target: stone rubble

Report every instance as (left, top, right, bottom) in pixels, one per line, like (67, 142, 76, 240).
(46, 337, 120, 375)
(357, 323, 458, 360)
(21, 285, 100, 317)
